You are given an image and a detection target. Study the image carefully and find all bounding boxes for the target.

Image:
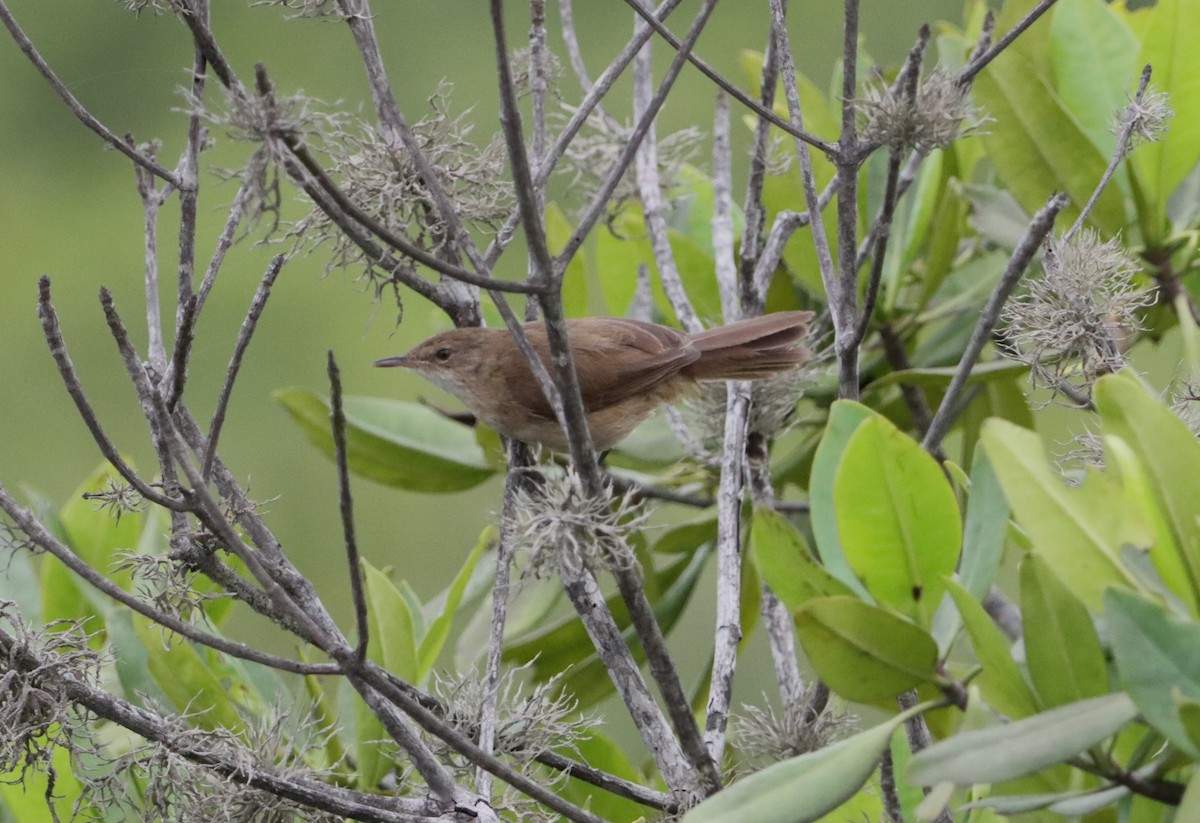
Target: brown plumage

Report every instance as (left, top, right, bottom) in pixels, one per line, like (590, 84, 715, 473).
(375, 312, 813, 451)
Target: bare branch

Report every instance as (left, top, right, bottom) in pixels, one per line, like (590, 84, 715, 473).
(621, 0, 836, 156)
(555, 0, 720, 274)
(704, 383, 749, 762)
(203, 255, 285, 480)
(327, 352, 368, 666)
(922, 192, 1070, 452)
(1065, 64, 1153, 241)
(958, 0, 1059, 85)
(37, 277, 185, 512)
(712, 91, 738, 322)
(0, 481, 336, 676)
(0, 1, 182, 185)
(633, 25, 701, 332)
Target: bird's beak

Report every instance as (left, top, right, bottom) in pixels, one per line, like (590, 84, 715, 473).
(373, 355, 410, 368)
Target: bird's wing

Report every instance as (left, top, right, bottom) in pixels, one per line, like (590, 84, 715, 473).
(523, 318, 699, 413)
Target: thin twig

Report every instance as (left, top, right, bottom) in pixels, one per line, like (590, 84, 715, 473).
(557, 0, 625, 133)
(555, 0, 721, 274)
(354, 663, 606, 823)
(633, 23, 701, 333)
(203, 255, 285, 480)
(166, 295, 198, 412)
(328, 352, 368, 666)
(621, 0, 836, 156)
(740, 9, 784, 314)
(745, 434, 806, 706)
(0, 482, 336, 676)
(0, 1, 181, 185)
(1065, 65, 1152, 241)
(489, 0, 601, 482)
(280, 132, 547, 296)
(958, 0, 1059, 85)
(833, 0, 863, 400)
(922, 193, 1069, 452)
(0, 627, 420, 823)
(132, 146, 170, 377)
(36, 277, 185, 512)
(712, 91, 738, 323)
(750, 177, 841, 302)
(704, 383, 749, 762)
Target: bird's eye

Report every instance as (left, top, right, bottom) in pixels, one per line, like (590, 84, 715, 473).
(435, 347, 452, 362)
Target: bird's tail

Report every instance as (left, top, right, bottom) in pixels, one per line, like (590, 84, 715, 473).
(684, 311, 813, 381)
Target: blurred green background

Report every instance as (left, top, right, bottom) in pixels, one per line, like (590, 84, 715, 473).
(0, 0, 964, 647)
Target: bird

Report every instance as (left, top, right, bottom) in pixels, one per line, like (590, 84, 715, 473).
(374, 311, 813, 452)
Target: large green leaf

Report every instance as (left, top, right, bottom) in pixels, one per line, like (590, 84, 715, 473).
(683, 708, 920, 823)
(946, 579, 1040, 720)
(132, 615, 243, 731)
(959, 448, 1009, 600)
(908, 693, 1138, 786)
(416, 529, 490, 682)
(794, 596, 940, 703)
(808, 401, 875, 597)
(1105, 587, 1200, 757)
(1132, 0, 1200, 241)
(545, 202, 589, 318)
(274, 388, 495, 493)
(1095, 371, 1200, 612)
(834, 416, 962, 625)
(750, 505, 853, 612)
(973, 47, 1125, 235)
(1050, 0, 1138, 155)
(1020, 556, 1108, 708)
(980, 419, 1145, 610)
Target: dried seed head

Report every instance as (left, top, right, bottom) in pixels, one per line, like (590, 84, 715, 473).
(119, 0, 184, 13)
(509, 45, 564, 100)
(511, 467, 648, 578)
(251, 0, 353, 19)
(557, 105, 700, 216)
(431, 668, 598, 765)
(734, 690, 856, 769)
(1002, 230, 1155, 400)
(1055, 429, 1106, 485)
(0, 605, 102, 784)
(81, 477, 145, 525)
(859, 69, 983, 152)
(1113, 86, 1173, 152)
(290, 82, 512, 284)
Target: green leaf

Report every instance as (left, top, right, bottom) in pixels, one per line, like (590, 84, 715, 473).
(1050, 0, 1138, 154)
(1020, 556, 1108, 708)
(1105, 587, 1200, 756)
(683, 712, 913, 823)
(356, 561, 420, 789)
(980, 418, 1145, 610)
(908, 693, 1138, 786)
(1178, 766, 1200, 821)
(132, 615, 243, 731)
(416, 528, 490, 681)
(973, 48, 1125, 235)
(274, 388, 495, 493)
(834, 416, 962, 625)
(808, 401, 875, 597)
(362, 562, 419, 681)
(794, 596, 939, 703)
(946, 579, 1040, 719)
(1095, 371, 1200, 612)
(959, 448, 1009, 600)
(545, 202, 588, 318)
(864, 360, 1028, 392)
(1132, 0, 1200, 242)
(750, 505, 853, 612)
